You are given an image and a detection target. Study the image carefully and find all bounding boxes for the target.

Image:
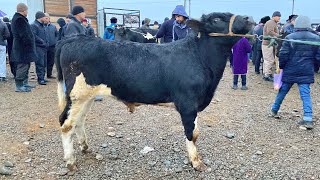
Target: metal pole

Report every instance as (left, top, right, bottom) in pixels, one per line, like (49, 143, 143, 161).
(292, 0, 295, 14)
(189, 0, 191, 17)
(184, 0, 186, 9)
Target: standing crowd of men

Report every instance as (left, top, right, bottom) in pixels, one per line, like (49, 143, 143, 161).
(0, 3, 94, 92)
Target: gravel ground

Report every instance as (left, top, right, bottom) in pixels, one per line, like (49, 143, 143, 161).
(1, 63, 320, 179)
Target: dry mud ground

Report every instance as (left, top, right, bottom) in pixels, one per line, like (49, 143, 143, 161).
(1, 63, 320, 179)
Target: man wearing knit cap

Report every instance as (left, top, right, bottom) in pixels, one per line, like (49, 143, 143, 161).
(11, 3, 37, 92)
(31, 11, 49, 85)
(64, 5, 86, 38)
(262, 11, 281, 81)
(44, 13, 58, 79)
(271, 15, 320, 130)
(253, 16, 270, 74)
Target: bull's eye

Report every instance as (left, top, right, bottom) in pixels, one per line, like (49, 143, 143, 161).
(213, 18, 221, 22)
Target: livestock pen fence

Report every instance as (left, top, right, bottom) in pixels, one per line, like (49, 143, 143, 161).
(97, 7, 141, 38)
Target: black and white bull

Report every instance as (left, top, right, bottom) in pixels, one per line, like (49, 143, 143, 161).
(114, 27, 158, 43)
(55, 12, 253, 172)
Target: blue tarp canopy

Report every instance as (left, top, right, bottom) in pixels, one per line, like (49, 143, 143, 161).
(0, 9, 7, 17)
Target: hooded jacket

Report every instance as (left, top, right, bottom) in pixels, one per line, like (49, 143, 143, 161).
(0, 19, 10, 46)
(172, 5, 190, 41)
(103, 23, 117, 40)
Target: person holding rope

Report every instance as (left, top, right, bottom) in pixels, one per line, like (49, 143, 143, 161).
(262, 11, 281, 81)
(271, 15, 320, 130)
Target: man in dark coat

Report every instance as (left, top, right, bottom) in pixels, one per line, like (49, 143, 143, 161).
(31, 11, 49, 85)
(64, 6, 86, 38)
(44, 13, 58, 79)
(11, 3, 37, 92)
(156, 15, 175, 43)
(253, 16, 270, 74)
(57, 18, 66, 41)
(271, 15, 320, 130)
(2, 17, 15, 77)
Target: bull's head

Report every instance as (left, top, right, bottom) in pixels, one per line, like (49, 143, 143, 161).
(187, 12, 254, 42)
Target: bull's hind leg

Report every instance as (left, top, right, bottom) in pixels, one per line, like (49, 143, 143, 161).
(74, 99, 94, 153)
(181, 113, 207, 171)
(60, 73, 97, 171)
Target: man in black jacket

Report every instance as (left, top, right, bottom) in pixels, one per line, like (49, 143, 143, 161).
(11, 3, 37, 92)
(271, 15, 320, 130)
(156, 15, 175, 43)
(44, 13, 58, 79)
(31, 11, 48, 85)
(64, 6, 86, 38)
(2, 17, 15, 77)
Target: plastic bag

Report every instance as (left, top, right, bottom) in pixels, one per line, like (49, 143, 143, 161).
(274, 69, 283, 90)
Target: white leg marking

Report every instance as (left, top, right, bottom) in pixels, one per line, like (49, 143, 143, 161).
(61, 126, 76, 169)
(185, 116, 207, 171)
(57, 81, 66, 112)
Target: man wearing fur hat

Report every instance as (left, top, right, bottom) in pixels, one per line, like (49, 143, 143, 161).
(262, 11, 281, 81)
(271, 15, 320, 130)
(31, 11, 49, 85)
(64, 5, 86, 38)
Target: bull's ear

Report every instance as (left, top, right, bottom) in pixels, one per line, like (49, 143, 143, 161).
(187, 19, 204, 33)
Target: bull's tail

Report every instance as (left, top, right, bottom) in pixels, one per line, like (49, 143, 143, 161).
(55, 41, 66, 112)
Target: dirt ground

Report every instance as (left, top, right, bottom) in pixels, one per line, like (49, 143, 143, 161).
(1, 63, 320, 180)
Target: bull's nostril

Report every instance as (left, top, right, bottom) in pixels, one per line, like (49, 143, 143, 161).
(243, 16, 249, 20)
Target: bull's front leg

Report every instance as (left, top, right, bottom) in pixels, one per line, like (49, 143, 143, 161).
(181, 114, 207, 171)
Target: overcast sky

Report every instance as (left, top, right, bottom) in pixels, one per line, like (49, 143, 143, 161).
(1, 0, 319, 23)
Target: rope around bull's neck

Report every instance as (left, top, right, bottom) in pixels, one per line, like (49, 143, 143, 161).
(207, 15, 320, 47)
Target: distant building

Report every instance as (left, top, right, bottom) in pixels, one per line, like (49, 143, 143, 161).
(24, 0, 97, 32)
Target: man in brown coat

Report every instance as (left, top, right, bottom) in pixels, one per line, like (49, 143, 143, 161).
(262, 11, 281, 81)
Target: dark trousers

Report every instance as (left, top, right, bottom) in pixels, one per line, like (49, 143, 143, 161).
(255, 50, 263, 73)
(15, 63, 30, 82)
(252, 44, 257, 64)
(35, 47, 47, 81)
(314, 62, 319, 73)
(47, 46, 55, 77)
(233, 75, 246, 86)
(6, 47, 16, 77)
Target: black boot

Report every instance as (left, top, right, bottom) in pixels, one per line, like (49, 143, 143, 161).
(23, 79, 36, 88)
(15, 80, 31, 92)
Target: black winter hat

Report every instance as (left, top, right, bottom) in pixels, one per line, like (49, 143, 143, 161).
(57, 18, 66, 28)
(66, 14, 73, 19)
(35, 11, 45, 19)
(272, 11, 281, 17)
(260, 16, 271, 24)
(2, 17, 9, 22)
(110, 17, 117, 23)
(72, 5, 84, 15)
